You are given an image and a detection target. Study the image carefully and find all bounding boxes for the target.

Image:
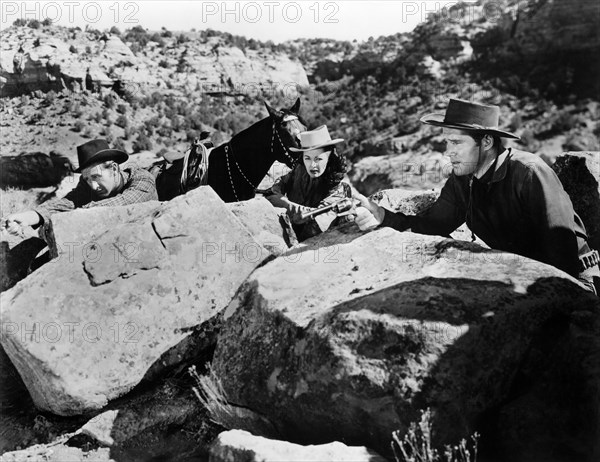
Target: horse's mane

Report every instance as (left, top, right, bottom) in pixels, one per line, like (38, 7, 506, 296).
(226, 104, 305, 148)
(226, 115, 272, 148)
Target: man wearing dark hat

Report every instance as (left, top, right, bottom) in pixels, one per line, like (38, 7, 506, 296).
(354, 98, 599, 294)
(2, 139, 158, 235)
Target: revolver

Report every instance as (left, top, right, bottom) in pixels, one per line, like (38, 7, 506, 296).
(300, 198, 358, 220)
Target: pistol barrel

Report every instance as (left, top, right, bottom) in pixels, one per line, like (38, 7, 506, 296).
(300, 203, 337, 220)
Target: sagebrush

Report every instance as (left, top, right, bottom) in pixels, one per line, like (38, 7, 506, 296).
(392, 408, 479, 462)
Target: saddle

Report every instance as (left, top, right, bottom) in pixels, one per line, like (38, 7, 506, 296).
(181, 139, 212, 192)
(151, 137, 213, 201)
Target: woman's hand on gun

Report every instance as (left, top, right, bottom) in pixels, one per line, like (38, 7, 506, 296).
(288, 203, 313, 224)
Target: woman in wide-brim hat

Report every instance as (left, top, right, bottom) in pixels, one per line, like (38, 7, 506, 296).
(266, 125, 352, 241)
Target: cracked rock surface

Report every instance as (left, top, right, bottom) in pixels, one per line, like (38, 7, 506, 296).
(0, 187, 272, 416)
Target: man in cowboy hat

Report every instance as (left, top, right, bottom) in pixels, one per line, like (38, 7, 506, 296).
(354, 98, 599, 294)
(2, 139, 158, 236)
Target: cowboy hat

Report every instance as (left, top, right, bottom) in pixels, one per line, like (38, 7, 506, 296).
(420, 98, 520, 139)
(75, 139, 128, 172)
(289, 125, 344, 152)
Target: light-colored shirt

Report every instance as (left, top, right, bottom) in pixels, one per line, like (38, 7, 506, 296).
(35, 164, 158, 224)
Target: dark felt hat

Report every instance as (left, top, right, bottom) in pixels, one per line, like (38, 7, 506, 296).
(75, 139, 128, 173)
(420, 98, 520, 139)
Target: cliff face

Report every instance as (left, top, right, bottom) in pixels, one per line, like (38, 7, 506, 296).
(514, 0, 600, 52)
(0, 26, 309, 98)
(410, 0, 599, 62)
(0, 0, 597, 174)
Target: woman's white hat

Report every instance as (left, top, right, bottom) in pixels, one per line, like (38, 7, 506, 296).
(289, 125, 344, 152)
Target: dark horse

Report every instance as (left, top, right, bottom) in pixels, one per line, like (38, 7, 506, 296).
(154, 99, 306, 203)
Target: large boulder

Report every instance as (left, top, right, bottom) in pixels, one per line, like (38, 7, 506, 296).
(370, 188, 440, 214)
(370, 188, 485, 246)
(0, 187, 270, 416)
(211, 226, 600, 459)
(209, 430, 386, 462)
(46, 200, 161, 259)
(350, 152, 449, 195)
(552, 151, 600, 251)
(226, 197, 297, 254)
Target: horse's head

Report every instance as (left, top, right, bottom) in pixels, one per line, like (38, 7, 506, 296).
(265, 98, 307, 168)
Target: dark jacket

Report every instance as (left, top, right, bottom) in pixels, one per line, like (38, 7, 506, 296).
(381, 148, 590, 277)
(272, 165, 351, 241)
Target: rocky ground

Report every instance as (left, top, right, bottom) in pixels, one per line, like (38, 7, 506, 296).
(1, 0, 599, 460)
(1, 166, 599, 460)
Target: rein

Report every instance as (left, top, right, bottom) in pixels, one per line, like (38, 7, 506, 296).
(271, 122, 297, 166)
(225, 122, 297, 201)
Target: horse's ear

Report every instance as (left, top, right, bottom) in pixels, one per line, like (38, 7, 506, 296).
(290, 97, 301, 114)
(264, 101, 282, 119)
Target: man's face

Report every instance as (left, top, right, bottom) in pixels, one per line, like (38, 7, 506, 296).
(82, 162, 120, 198)
(442, 128, 480, 176)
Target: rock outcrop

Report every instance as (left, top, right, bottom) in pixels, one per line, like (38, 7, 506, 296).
(552, 151, 600, 251)
(370, 188, 486, 245)
(211, 226, 600, 459)
(209, 430, 386, 462)
(0, 187, 272, 416)
(0, 33, 147, 96)
(215, 47, 308, 89)
(226, 197, 298, 254)
(513, 0, 600, 53)
(45, 200, 161, 259)
(351, 152, 450, 195)
(370, 188, 440, 215)
(0, 27, 309, 97)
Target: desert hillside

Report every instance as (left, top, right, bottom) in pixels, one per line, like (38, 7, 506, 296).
(0, 0, 598, 195)
(1, 1, 600, 461)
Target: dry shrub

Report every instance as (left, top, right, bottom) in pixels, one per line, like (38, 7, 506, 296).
(392, 409, 479, 462)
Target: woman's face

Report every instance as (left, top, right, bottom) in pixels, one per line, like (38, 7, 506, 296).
(303, 148, 331, 178)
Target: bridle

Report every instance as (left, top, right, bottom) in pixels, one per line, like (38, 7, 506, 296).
(225, 117, 300, 201)
(271, 117, 299, 167)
